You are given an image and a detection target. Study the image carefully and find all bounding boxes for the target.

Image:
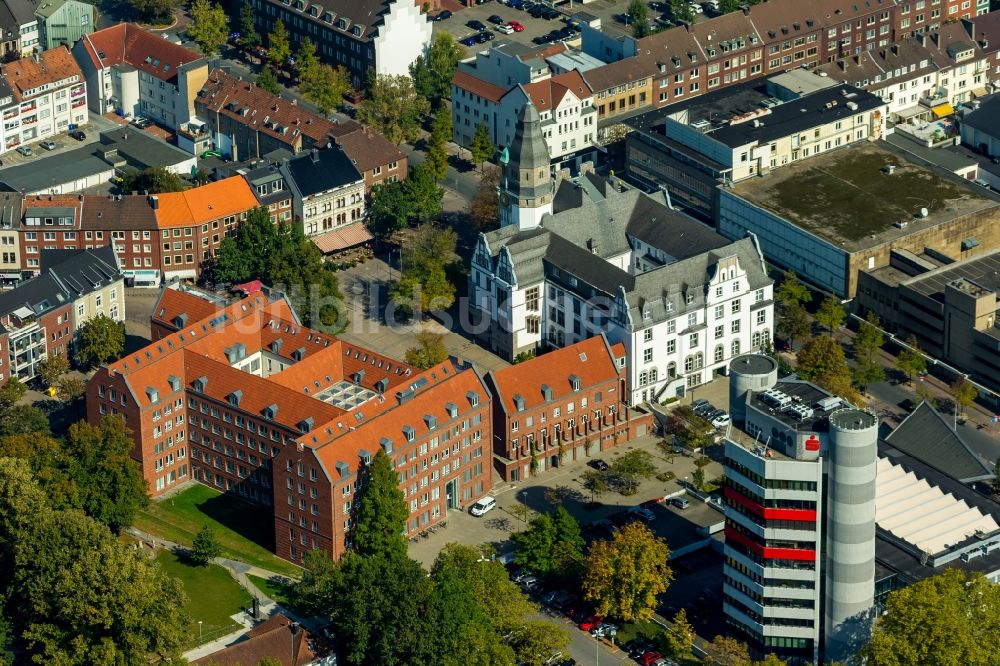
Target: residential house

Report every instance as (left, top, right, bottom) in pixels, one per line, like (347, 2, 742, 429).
(0, 46, 87, 157)
(18, 194, 84, 275)
(80, 193, 161, 287)
(1, 0, 39, 56)
(72, 23, 208, 129)
(242, 164, 293, 225)
(328, 122, 405, 191)
(484, 335, 652, 481)
(0, 2, 20, 58)
(35, 0, 94, 50)
(249, 0, 431, 88)
(86, 286, 494, 560)
(0, 193, 21, 286)
(151, 176, 260, 280)
(280, 146, 365, 237)
(191, 615, 326, 666)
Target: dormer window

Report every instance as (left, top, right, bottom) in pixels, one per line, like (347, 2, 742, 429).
(513, 394, 526, 412)
(402, 426, 415, 442)
(263, 403, 278, 420)
(359, 449, 372, 466)
(424, 414, 437, 430)
(298, 417, 314, 433)
(379, 437, 393, 454)
(467, 391, 480, 408)
(445, 402, 458, 418)
(192, 375, 207, 392)
(569, 375, 581, 392)
(541, 384, 552, 401)
(228, 390, 243, 407)
(146, 387, 158, 403)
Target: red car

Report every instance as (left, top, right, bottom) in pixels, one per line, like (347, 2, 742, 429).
(578, 615, 603, 631)
(508, 20, 525, 31)
(641, 651, 663, 666)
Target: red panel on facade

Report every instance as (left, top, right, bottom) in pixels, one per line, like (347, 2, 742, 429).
(724, 486, 817, 522)
(724, 527, 816, 562)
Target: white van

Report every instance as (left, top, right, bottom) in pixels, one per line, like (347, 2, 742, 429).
(470, 496, 496, 516)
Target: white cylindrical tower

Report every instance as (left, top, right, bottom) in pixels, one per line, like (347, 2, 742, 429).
(824, 408, 878, 662)
(728, 354, 778, 425)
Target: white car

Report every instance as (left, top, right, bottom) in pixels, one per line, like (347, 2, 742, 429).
(469, 496, 496, 516)
(628, 505, 656, 523)
(689, 3, 704, 13)
(711, 412, 731, 428)
(496, 23, 515, 33)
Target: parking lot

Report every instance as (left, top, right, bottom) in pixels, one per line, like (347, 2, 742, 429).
(0, 112, 125, 168)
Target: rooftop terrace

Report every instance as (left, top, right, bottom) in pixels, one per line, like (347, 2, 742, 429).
(731, 142, 998, 252)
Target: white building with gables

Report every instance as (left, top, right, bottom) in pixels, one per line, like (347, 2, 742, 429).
(470, 103, 774, 404)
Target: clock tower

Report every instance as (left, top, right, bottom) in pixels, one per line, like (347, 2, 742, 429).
(499, 102, 553, 230)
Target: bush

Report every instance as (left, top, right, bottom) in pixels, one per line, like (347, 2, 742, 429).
(656, 471, 676, 483)
(662, 396, 679, 405)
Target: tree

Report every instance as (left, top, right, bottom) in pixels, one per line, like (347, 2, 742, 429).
(628, 0, 650, 38)
(126, 0, 173, 22)
(187, 0, 229, 57)
(405, 329, 449, 369)
(583, 522, 672, 622)
(894, 336, 927, 383)
(665, 608, 694, 658)
(358, 74, 431, 145)
(815, 294, 846, 332)
(255, 66, 281, 95)
(409, 32, 465, 107)
(191, 525, 222, 565)
(776, 302, 811, 348)
(295, 36, 319, 84)
(38, 353, 69, 388)
(427, 111, 452, 182)
(0, 378, 25, 408)
(57, 376, 86, 402)
(719, 0, 742, 11)
(402, 162, 444, 222)
(509, 621, 570, 666)
(267, 21, 291, 72)
(512, 513, 556, 575)
(581, 469, 610, 502)
(394, 223, 456, 314)
(776, 270, 812, 308)
(239, 0, 261, 49)
(119, 166, 187, 194)
(467, 165, 500, 231)
(854, 311, 885, 363)
(797, 336, 861, 404)
(691, 467, 705, 491)
(0, 405, 50, 437)
(704, 635, 752, 666)
(213, 207, 282, 283)
(367, 180, 411, 238)
(951, 376, 977, 417)
(75, 314, 125, 368)
(291, 548, 341, 616)
(864, 568, 1000, 666)
(469, 123, 494, 171)
(63, 416, 148, 532)
(302, 64, 351, 114)
(351, 449, 409, 560)
(852, 357, 886, 393)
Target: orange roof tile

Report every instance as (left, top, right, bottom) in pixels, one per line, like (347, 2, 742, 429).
(487, 336, 618, 413)
(452, 69, 508, 104)
(151, 288, 223, 330)
(154, 177, 259, 229)
(0, 47, 83, 102)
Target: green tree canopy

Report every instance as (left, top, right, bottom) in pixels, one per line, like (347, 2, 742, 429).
(267, 21, 291, 71)
(402, 162, 444, 222)
(815, 294, 846, 332)
(358, 74, 431, 145)
(894, 336, 927, 382)
(75, 314, 125, 368)
(796, 335, 862, 404)
(628, 0, 650, 38)
(351, 450, 409, 560)
(404, 329, 449, 369)
(427, 111, 452, 182)
(951, 376, 977, 416)
(302, 64, 351, 114)
(0, 378, 25, 409)
(120, 166, 188, 194)
(865, 568, 1000, 666)
(239, 0, 261, 49)
(0, 405, 50, 438)
(213, 207, 286, 283)
(854, 311, 885, 363)
(255, 66, 281, 95)
(367, 180, 411, 238)
(191, 525, 223, 565)
(704, 635, 751, 666)
(126, 0, 173, 22)
(469, 123, 494, 170)
(583, 522, 672, 622)
(776, 302, 811, 348)
(776, 270, 812, 307)
(187, 0, 229, 56)
(409, 32, 466, 107)
(295, 36, 319, 84)
(38, 353, 69, 388)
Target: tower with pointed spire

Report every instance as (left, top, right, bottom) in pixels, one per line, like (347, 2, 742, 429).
(499, 102, 553, 230)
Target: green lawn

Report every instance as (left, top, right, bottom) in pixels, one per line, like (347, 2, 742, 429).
(135, 484, 302, 578)
(248, 574, 295, 607)
(156, 549, 251, 648)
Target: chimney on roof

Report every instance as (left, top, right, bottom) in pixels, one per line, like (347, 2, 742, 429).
(310, 148, 319, 163)
(291, 99, 297, 106)
(149, 195, 159, 210)
(840, 59, 848, 71)
(892, 44, 899, 55)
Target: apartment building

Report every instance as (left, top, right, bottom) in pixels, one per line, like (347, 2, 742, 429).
(242, 164, 293, 225)
(280, 146, 365, 237)
(151, 177, 260, 281)
(328, 122, 405, 191)
(80, 193, 161, 287)
(626, 73, 886, 218)
(471, 105, 774, 403)
(0, 193, 20, 285)
(484, 335, 652, 481)
(86, 286, 493, 561)
(249, 0, 431, 88)
(0, 246, 122, 380)
(0, 0, 38, 56)
(18, 194, 85, 275)
(0, 47, 87, 158)
(35, 0, 95, 51)
(73, 23, 207, 129)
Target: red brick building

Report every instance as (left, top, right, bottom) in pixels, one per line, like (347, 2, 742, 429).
(484, 335, 654, 482)
(86, 287, 493, 562)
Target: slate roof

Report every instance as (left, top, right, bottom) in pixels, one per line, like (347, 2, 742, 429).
(962, 94, 1000, 135)
(282, 146, 364, 197)
(503, 102, 551, 200)
(884, 400, 995, 484)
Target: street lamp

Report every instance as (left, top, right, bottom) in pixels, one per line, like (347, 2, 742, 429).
(198, 620, 203, 639)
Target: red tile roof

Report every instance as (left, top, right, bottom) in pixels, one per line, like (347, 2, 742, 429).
(329, 124, 406, 175)
(519, 70, 592, 112)
(151, 288, 223, 331)
(486, 335, 619, 413)
(154, 177, 259, 229)
(0, 47, 83, 102)
(79, 23, 203, 84)
(452, 69, 508, 103)
(191, 614, 317, 666)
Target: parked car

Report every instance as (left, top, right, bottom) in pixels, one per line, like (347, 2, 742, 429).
(39, 140, 57, 151)
(435, 9, 453, 20)
(476, 30, 496, 42)
(467, 19, 487, 30)
(520, 574, 539, 590)
(69, 129, 86, 141)
(488, 13, 505, 23)
(578, 615, 603, 631)
(671, 497, 691, 509)
(508, 20, 525, 31)
(15, 145, 32, 157)
(460, 35, 478, 46)
(590, 623, 617, 638)
(496, 23, 515, 33)
(641, 651, 664, 666)
(691, 398, 710, 412)
(711, 412, 731, 428)
(470, 496, 496, 516)
(693, 401, 715, 417)
(628, 505, 656, 523)
(588, 459, 610, 471)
